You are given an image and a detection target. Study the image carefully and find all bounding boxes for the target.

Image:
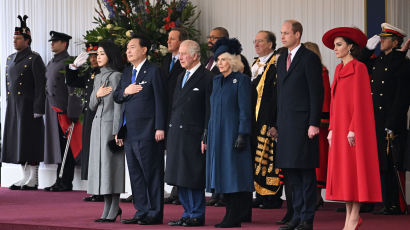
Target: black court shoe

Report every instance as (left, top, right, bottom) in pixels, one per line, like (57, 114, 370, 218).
(104, 208, 122, 222)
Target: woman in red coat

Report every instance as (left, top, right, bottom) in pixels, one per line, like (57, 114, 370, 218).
(304, 42, 331, 209)
(322, 27, 382, 230)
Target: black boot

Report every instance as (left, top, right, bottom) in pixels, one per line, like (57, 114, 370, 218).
(240, 192, 252, 222)
(215, 194, 231, 227)
(215, 193, 241, 228)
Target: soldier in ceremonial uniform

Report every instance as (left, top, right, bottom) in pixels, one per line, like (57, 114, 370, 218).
(65, 42, 102, 201)
(359, 23, 410, 215)
(1, 15, 46, 190)
(250, 30, 283, 210)
(44, 31, 83, 192)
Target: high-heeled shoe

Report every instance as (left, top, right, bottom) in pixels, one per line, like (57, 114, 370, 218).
(94, 218, 106, 222)
(355, 217, 362, 230)
(104, 208, 122, 222)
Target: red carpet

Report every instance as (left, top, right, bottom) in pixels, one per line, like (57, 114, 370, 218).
(0, 188, 409, 229)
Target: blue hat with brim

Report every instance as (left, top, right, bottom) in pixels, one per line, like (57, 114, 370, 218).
(213, 38, 242, 59)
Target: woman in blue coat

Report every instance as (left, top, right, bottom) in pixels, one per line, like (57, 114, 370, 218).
(205, 38, 254, 228)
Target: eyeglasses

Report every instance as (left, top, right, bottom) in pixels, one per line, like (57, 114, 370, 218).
(207, 36, 222, 41)
(253, 39, 266, 44)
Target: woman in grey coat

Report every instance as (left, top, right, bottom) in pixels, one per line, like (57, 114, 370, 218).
(87, 41, 124, 222)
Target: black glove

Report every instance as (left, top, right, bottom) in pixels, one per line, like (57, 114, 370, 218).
(202, 129, 208, 143)
(234, 134, 247, 152)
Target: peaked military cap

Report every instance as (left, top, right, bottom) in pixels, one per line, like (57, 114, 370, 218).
(379, 23, 407, 38)
(48, 31, 72, 42)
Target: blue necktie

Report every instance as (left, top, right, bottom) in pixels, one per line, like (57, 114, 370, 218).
(123, 68, 138, 126)
(131, 68, 137, 83)
(169, 57, 175, 72)
(181, 71, 190, 88)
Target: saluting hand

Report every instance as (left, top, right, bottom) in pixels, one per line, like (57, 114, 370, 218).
(96, 85, 112, 98)
(400, 39, 410, 52)
(124, 83, 143, 96)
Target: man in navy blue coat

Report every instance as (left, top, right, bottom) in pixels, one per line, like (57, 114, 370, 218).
(114, 34, 166, 225)
(276, 20, 323, 230)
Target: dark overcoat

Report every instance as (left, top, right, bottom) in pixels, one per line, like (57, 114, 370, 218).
(359, 48, 410, 171)
(1, 47, 46, 163)
(44, 50, 83, 164)
(160, 54, 185, 127)
(275, 44, 323, 169)
(206, 72, 254, 193)
(165, 65, 213, 189)
(65, 66, 100, 179)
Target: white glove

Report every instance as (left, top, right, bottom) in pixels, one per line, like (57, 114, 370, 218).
(73, 52, 89, 68)
(400, 39, 410, 52)
(366, 35, 380, 50)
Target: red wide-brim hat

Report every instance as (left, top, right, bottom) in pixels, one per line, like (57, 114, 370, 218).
(322, 27, 367, 49)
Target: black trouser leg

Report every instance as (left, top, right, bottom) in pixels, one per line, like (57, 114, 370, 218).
(284, 170, 294, 221)
(170, 186, 178, 199)
(381, 157, 400, 208)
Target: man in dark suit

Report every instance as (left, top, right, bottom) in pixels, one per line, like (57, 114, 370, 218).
(165, 40, 213, 227)
(205, 27, 228, 75)
(114, 34, 166, 225)
(161, 27, 187, 123)
(160, 27, 187, 205)
(276, 20, 323, 230)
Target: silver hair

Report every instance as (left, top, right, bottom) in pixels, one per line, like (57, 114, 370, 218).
(218, 52, 244, 72)
(180, 40, 201, 58)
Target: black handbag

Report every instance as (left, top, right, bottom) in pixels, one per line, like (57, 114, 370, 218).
(108, 139, 124, 153)
(107, 125, 127, 153)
